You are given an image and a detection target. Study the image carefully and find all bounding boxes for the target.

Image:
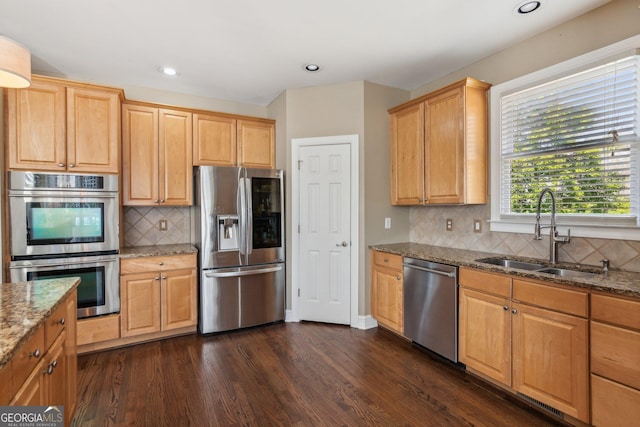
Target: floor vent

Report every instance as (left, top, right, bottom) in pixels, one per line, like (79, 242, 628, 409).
(516, 393, 563, 419)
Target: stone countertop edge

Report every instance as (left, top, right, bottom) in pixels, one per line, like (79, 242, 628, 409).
(370, 242, 640, 299)
(120, 243, 198, 258)
(0, 277, 80, 370)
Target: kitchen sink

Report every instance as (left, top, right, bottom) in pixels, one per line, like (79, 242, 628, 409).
(535, 267, 600, 279)
(476, 257, 544, 271)
(476, 257, 602, 278)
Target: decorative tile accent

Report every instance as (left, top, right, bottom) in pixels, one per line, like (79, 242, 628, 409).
(123, 207, 191, 247)
(410, 204, 640, 272)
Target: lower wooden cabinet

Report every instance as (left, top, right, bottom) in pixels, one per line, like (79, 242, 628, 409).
(8, 291, 77, 425)
(590, 293, 640, 426)
(370, 250, 403, 334)
(459, 268, 589, 423)
(121, 254, 197, 338)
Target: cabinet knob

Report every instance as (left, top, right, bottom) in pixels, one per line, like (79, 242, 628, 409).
(160, 199, 165, 203)
(68, 163, 75, 168)
(155, 276, 161, 281)
(162, 276, 167, 280)
(57, 163, 65, 167)
(154, 200, 159, 204)
(29, 348, 41, 358)
(58, 317, 65, 325)
(512, 309, 518, 314)
(383, 258, 389, 263)
(44, 364, 54, 375)
(396, 275, 401, 281)
(159, 262, 164, 266)
(503, 305, 508, 311)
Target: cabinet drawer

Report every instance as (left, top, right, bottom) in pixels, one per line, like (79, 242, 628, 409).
(371, 251, 402, 271)
(592, 293, 640, 330)
(512, 279, 588, 317)
(459, 268, 511, 298)
(121, 253, 196, 274)
(592, 374, 640, 427)
(44, 301, 67, 348)
(591, 321, 640, 390)
(12, 326, 45, 389)
(77, 314, 120, 346)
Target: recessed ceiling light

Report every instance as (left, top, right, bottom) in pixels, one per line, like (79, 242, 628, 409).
(516, 1, 541, 14)
(304, 64, 320, 72)
(159, 66, 178, 76)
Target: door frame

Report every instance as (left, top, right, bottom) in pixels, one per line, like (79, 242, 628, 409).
(290, 134, 360, 328)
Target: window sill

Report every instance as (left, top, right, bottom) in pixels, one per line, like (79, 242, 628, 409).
(489, 218, 640, 240)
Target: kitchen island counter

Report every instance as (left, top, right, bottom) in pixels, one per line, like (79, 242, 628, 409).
(0, 277, 80, 369)
(370, 242, 640, 298)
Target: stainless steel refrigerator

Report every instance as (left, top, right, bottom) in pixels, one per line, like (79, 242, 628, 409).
(192, 166, 285, 334)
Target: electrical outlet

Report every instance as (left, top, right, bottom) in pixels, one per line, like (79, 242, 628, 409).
(159, 219, 168, 231)
(474, 219, 482, 233)
(384, 217, 391, 229)
(446, 218, 453, 231)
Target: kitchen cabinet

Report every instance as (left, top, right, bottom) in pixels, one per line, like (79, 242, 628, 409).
(389, 77, 490, 205)
(6, 75, 122, 173)
(7, 291, 77, 425)
(193, 114, 275, 169)
(120, 254, 197, 338)
(370, 250, 403, 334)
(122, 103, 193, 206)
(459, 268, 589, 423)
(590, 293, 640, 427)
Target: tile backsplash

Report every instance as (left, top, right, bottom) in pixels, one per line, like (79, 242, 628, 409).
(410, 204, 640, 272)
(123, 206, 191, 247)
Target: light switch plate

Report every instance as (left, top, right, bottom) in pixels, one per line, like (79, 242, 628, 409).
(384, 217, 391, 229)
(474, 219, 482, 233)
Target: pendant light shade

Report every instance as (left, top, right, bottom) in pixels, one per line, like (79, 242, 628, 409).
(0, 35, 31, 88)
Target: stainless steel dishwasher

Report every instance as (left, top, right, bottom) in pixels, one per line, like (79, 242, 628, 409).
(403, 258, 458, 362)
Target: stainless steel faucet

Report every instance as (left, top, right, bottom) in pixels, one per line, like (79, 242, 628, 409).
(534, 188, 571, 264)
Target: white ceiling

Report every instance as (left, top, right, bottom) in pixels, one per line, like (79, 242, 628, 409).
(0, 0, 611, 106)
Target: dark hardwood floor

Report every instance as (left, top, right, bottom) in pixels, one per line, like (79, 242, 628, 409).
(72, 323, 564, 426)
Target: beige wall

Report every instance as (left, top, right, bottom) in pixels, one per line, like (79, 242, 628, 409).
(408, 0, 640, 271)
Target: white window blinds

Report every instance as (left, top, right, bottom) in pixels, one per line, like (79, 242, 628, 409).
(499, 54, 639, 218)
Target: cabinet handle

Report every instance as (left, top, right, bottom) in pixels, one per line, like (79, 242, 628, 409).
(51, 360, 58, 369)
(383, 258, 389, 263)
(68, 163, 75, 168)
(396, 275, 401, 281)
(512, 309, 518, 314)
(162, 276, 167, 280)
(43, 364, 53, 375)
(503, 306, 508, 311)
(29, 349, 41, 358)
(57, 163, 65, 168)
(155, 276, 161, 281)
(159, 262, 164, 266)
(58, 317, 65, 325)
(160, 199, 165, 203)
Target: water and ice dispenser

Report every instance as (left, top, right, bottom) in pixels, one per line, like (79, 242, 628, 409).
(217, 215, 239, 251)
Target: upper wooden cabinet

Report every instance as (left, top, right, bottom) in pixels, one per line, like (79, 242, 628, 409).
(193, 114, 275, 169)
(389, 77, 490, 205)
(5, 76, 122, 173)
(122, 103, 193, 206)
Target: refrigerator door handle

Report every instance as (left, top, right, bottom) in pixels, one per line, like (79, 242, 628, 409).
(245, 175, 253, 255)
(204, 265, 283, 278)
(238, 175, 247, 256)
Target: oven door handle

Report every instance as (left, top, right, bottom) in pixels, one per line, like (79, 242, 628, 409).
(10, 258, 117, 269)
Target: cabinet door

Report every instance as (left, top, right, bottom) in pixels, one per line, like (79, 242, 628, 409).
(43, 333, 66, 408)
(458, 288, 511, 386)
(121, 271, 161, 337)
(424, 86, 464, 204)
(67, 87, 120, 173)
(161, 268, 197, 330)
(159, 109, 193, 205)
(122, 104, 159, 205)
(371, 266, 403, 333)
(0, 364, 11, 405)
(237, 119, 275, 169)
(6, 80, 66, 171)
(193, 113, 236, 166)
(390, 103, 424, 205)
(11, 360, 45, 406)
(512, 303, 589, 422)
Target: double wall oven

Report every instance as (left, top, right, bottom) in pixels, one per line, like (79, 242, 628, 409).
(8, 171, 120, 319)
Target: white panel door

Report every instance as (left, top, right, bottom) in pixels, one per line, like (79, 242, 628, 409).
(299, 143, 351, 324)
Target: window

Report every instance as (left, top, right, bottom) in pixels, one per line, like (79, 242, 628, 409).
(490, 36, 640, 240)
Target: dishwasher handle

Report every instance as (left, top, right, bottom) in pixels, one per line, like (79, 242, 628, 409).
(403, 263, 456, 278)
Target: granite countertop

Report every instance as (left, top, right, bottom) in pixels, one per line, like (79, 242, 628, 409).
(370, 242, 640, 299)
(0, 277, 80, 369)
(120, 243, 198, 258)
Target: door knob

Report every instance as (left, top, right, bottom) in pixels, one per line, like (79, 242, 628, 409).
(336, 241, 348, 247)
